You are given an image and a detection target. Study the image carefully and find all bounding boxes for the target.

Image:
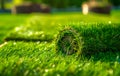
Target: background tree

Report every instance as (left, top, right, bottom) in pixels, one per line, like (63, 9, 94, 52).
(0, 0, 5, 10)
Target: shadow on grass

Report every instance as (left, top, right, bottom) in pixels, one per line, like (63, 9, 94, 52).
(4, 37, 53, 42)
(82, 51, 120, 62)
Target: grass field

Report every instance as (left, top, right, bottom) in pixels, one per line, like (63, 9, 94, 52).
(0, 10, 120, 76)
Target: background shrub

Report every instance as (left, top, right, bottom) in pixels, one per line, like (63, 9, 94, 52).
(23, 0, 120, 8)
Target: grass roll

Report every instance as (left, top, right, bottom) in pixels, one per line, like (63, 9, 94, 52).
(55, 23, 120, 55)
(55, 28, 82, 55)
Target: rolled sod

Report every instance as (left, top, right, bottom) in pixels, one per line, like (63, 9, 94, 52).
(55, 23, 120, 55)
(55, 28, 81, 55)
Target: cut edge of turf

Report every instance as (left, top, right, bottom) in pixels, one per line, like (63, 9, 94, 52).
(4, 37, 53, 42)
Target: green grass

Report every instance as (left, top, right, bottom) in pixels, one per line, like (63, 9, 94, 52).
(1, 41, 120, 76)
(4, 12, 120, 42)
(55, 23, 120, 55)
(0, 14, 30, 43)
(0, 11, 120, 76)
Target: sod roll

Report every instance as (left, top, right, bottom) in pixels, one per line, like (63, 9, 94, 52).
(55, 23, 120, 55)
(55, 28, 82, 55)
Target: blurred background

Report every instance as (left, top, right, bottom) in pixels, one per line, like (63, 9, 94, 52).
(0, 0, 120, 14)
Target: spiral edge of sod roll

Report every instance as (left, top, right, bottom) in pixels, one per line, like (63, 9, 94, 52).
(55, 27, 83, 55)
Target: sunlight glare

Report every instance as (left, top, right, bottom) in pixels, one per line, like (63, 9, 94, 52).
(82, 4, 89, 15)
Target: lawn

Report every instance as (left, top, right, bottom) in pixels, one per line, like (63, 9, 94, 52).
(0, 10, 120, 76)
(0, 14, 30, 43)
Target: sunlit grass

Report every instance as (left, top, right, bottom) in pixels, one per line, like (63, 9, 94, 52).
(0, 14, 30, 43)
(0, 11, 120, 76)
(4, 11, 120, 42)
